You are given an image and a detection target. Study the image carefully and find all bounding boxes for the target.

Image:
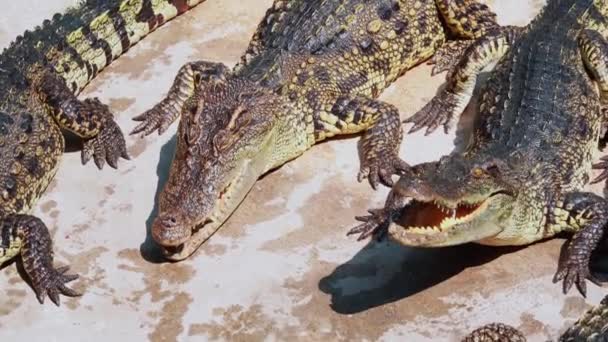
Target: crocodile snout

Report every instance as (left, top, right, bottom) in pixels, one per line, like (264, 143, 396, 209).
(152, 213, 192, 247)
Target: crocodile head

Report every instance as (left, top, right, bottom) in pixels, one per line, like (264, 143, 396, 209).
(388, 153, 523, 247)
(152, 78, 290, 260)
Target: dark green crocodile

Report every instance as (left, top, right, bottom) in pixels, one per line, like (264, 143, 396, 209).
(0, 0, 206, 306)
(349, 0, 608, 296)
(463, 295, 608, 341)
(132, 0, 502, 261)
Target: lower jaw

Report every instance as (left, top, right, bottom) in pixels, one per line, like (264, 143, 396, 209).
(387, 221, 503, 247)
(161, 244, 185, 259)
(388, 223, 449, 246)
(162, 242, 194, 261)
(160, 220, 222, 261)
(161, 240, 196, 261)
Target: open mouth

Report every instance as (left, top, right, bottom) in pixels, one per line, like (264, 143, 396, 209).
(395, 198, 489, 234)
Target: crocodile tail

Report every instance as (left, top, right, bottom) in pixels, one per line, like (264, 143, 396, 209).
(435, 0, 500, 39)
(3, 0, 205, 95)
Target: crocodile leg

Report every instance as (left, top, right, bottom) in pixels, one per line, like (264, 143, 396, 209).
(428, 40, 476, 76)
(131, 61, 230, 137)
(347, 186, 409, 240)
(429, 0, 500, 76)
(580, 29, 608, 103)
(0, 214, 80, 306)
(461, 323, 526, 342)
(553, 192, 608, 297)
(318, 95, 409, 188)
(406, 27, 519, 135)
(34, 70, 128, 169)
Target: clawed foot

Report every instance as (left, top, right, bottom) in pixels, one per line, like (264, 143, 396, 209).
(33, 265, 81, 306)
(428, 40, 473, 76)
(553, 253, 601, 297)
(591, 155, 608, 185)
(405, 91, 460, 135)
(358, 154, 409, 189)
(347, 208, 392, 241)
(81, 98, 129, 169)
(131, 104, 175, 137)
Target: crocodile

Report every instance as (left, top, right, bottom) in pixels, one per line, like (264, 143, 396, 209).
(0, 0, 207, 306)
(132, 0, 502, 261)
(463, 295, 608, 341)
(348, 0, 608, 296)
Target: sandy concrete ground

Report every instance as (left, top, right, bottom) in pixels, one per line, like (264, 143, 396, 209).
(1, 0, 606, 341)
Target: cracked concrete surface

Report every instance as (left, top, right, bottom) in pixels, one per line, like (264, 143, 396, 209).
(0, 0, 606, 341)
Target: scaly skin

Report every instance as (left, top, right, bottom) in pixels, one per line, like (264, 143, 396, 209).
(464, 295, 608, 341)
(133, 0, 501, 261)
(349, 0, 608, 296)
(462, 323, 526, 342)
(0, 0, 206, 306)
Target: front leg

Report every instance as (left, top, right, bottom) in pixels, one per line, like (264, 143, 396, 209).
(407, 27, 519, 135)
(553, 192, 608, 297)
(36, 71, 128, 169)
(319, 95, 408, 188)
(428, 40, 475, 76)
(131, 61, 230, 137)
(430, 0, 500, 76)
(0, 214, 80, 306)
(347, 187, 409, 240)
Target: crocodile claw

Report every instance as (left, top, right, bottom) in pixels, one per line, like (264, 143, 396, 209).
(358, 155, 409, 190)
(347, 208, 391, 241)
(131, 105, 174, 137)
(553, 255, 601, 297)
(33, 265, 81, 306)
(405, 90, 460, 135)
(81, 99, 130, 169)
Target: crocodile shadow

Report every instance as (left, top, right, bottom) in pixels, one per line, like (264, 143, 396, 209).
(139, 134, 177, 263)
(319, 239, 522, 315)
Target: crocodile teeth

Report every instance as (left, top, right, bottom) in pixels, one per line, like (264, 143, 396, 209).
(398, 198, 489, 235)
(439, 200, 488, 230)
(409, 227, 426, 234)
(406, 226, 441, 234)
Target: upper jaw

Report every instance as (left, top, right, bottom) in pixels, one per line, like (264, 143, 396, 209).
(155, 202, 222, 260)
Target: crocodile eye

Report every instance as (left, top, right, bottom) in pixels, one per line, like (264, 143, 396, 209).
(213, 130, 231, 152)
(234, 109, 252, 129)
(485, 164, 500, 177)
(471, 167, 485, 178)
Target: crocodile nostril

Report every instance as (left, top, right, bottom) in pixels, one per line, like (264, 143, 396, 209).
(161, 215, 178, 227)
